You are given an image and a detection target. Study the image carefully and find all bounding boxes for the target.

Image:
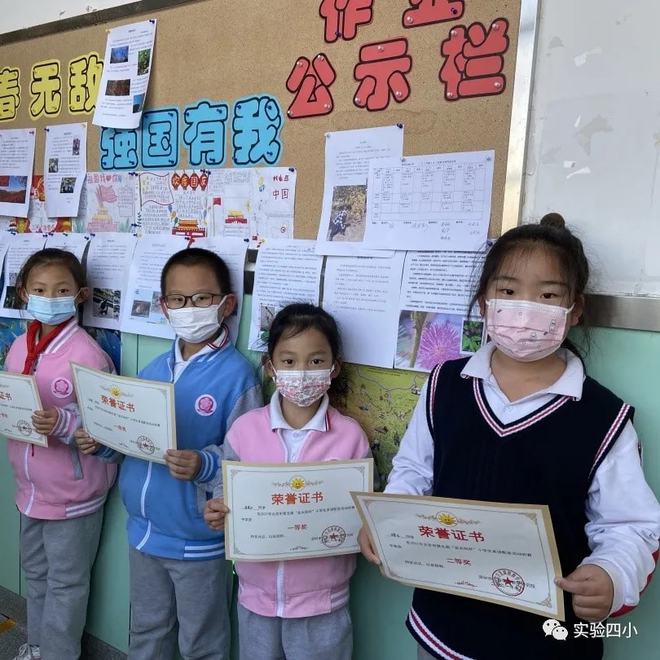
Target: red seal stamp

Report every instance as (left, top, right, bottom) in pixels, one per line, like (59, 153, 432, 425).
(492, 568, 525, 596)
(321, 525, 346, 548)
(137, 435, 155, 455)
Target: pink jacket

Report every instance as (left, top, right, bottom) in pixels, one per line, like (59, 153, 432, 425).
(5, 319, 117, 520)
(225, 403, 370, 618)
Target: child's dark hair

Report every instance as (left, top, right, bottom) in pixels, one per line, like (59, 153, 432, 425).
(160, 248, 231, 295)
(470, 212, 590, 357)
(16, 248, 86, 292)
(267, 303, 342, 361)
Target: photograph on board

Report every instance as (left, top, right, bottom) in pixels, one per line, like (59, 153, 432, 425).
(110, 45, 129, 64)
(0, 176, 29, 205)
(106, 79, 131, 97)
(326, 185, 367, 242)
(93, 288, 121, 321)
(48, 158, 58, 173)
(137, 48, 151, 75)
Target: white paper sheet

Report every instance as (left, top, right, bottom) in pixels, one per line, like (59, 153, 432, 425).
(43, 233, 89, 262)
(93, 19, 157, 129)
(83, 233, 138, 330)
(364, 151, 494, 252)
(136, 170, 209, 237)
(251, 167, 297, 247)
(316, 126, 404, 256)
(44, 123, 87, 218)
(395, 251, 486, 372)
(120, 235, 188, 338)
(192, 236, 248, 342)
(322, 254, 404, 368)
(249, 239, 323, 351)
(207, 168, 253, 240)
(0, 128, 36, 218)
(0, 233, 47, 319)
(82, 171, 137, 233)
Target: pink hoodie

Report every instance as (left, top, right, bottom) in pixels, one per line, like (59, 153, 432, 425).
(226, 404, 370, 618)
(5, 319, 117, 520)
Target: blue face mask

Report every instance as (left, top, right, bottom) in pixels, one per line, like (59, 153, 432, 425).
(27, 294, 78, 325)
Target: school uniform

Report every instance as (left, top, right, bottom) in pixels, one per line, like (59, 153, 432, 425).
(223, 393, 370, 660)
(97, 326, 262, 660)
(386, 343, 660, 660)
(5, 319, 116, 660)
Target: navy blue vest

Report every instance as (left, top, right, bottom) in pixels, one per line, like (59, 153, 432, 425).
(409, 358, 632, 660)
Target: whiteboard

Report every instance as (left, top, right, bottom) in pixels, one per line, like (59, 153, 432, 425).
(0, 0, 136, 34)
(522, 0, 660, 297)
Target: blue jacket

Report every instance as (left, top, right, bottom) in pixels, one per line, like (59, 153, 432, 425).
(98, 338, 261, 560)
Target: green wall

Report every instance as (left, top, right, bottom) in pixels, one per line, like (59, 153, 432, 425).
(1, 319, 659, 658)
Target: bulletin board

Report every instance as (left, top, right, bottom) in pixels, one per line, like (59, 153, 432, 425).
(0, 0, 533, 240)
(0, 0, 538, 477)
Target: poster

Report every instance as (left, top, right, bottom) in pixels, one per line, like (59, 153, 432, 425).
(249, 239, 322, 350)
(322, 254, 404, 368)
(44, 123, 87, 218)
(120, 234, 188, 339)
(83, 233, 137, 331)
(0, 234, 46, 318)
(81, 171, 137, 233)
(93, 19, 157, 129)
(396, 251, 485, 372)
(316, 125, 404, 256)
(136, 170, 209, 237)
(0, 128, 36, 218)
(364, 151, 494, 252)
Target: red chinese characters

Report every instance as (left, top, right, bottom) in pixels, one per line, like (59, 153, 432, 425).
(319, 0, 374, 43)
(402, 0, 464, 29)
(354, 39, 412, 111)
(439, 18, 509, 101)
(419, 526, 486, 542)
(286, 54, 336, 119)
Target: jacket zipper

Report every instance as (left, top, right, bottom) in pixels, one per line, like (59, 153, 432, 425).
(275, 429, 288, 616)
(23, 444, 36, 515)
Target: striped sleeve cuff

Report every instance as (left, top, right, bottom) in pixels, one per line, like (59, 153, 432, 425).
(194, 450, 219, 484)
(95, 445, 119, 460)
(51, 407, 75, 443)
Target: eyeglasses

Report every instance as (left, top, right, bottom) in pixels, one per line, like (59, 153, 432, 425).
(162, 293, 224, 309)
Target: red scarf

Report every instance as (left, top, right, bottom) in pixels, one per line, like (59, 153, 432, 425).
(22, 320, 70, 375)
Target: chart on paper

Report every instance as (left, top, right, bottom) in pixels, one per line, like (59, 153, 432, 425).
(364, 151, 494, 252)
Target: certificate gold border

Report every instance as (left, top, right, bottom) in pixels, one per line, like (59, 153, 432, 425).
(0, 372, 48, 447)
(352, 491, 565, 621)
(223, 459, 374, 562)
(71, 362, 177, 463)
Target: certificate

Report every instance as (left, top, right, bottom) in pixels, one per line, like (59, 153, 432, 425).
(353, 492, 565, 620)
(0, 372, 47, 447)
(71, 363, 176, 463)
(224, 459, 373, 561)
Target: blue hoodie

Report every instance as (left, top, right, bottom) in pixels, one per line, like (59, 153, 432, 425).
(98, 331, 261, 560)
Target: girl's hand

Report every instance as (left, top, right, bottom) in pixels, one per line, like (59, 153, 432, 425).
(204, 498, 229, 530)
(75, 428, 100, 454)
(31, 409, 59, 436)
(556, 565, 614, 622)
(358, 526, 381, 565)
(165, 449, 201, 480)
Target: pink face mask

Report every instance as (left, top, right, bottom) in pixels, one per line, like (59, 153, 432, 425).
(273, 367, 333, 408)
(485, 299, 574, 362)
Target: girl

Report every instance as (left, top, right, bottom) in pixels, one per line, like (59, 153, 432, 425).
(204, 304, 370, 660)
(77, 248, 261, 660)
(360, 214, 660, 660)
(5, 248, 116, 660)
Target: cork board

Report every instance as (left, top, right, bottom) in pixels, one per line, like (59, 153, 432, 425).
(0, 0, 522, 239)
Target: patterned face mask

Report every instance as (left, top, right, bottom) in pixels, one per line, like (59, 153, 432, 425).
(272, 367, 334, 408)
(485, 298, 574, 362)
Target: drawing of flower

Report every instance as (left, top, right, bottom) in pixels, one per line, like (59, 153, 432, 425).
(415, 315, 461, 371)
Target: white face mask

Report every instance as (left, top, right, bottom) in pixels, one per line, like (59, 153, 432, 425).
(167, 296, 227, 343)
